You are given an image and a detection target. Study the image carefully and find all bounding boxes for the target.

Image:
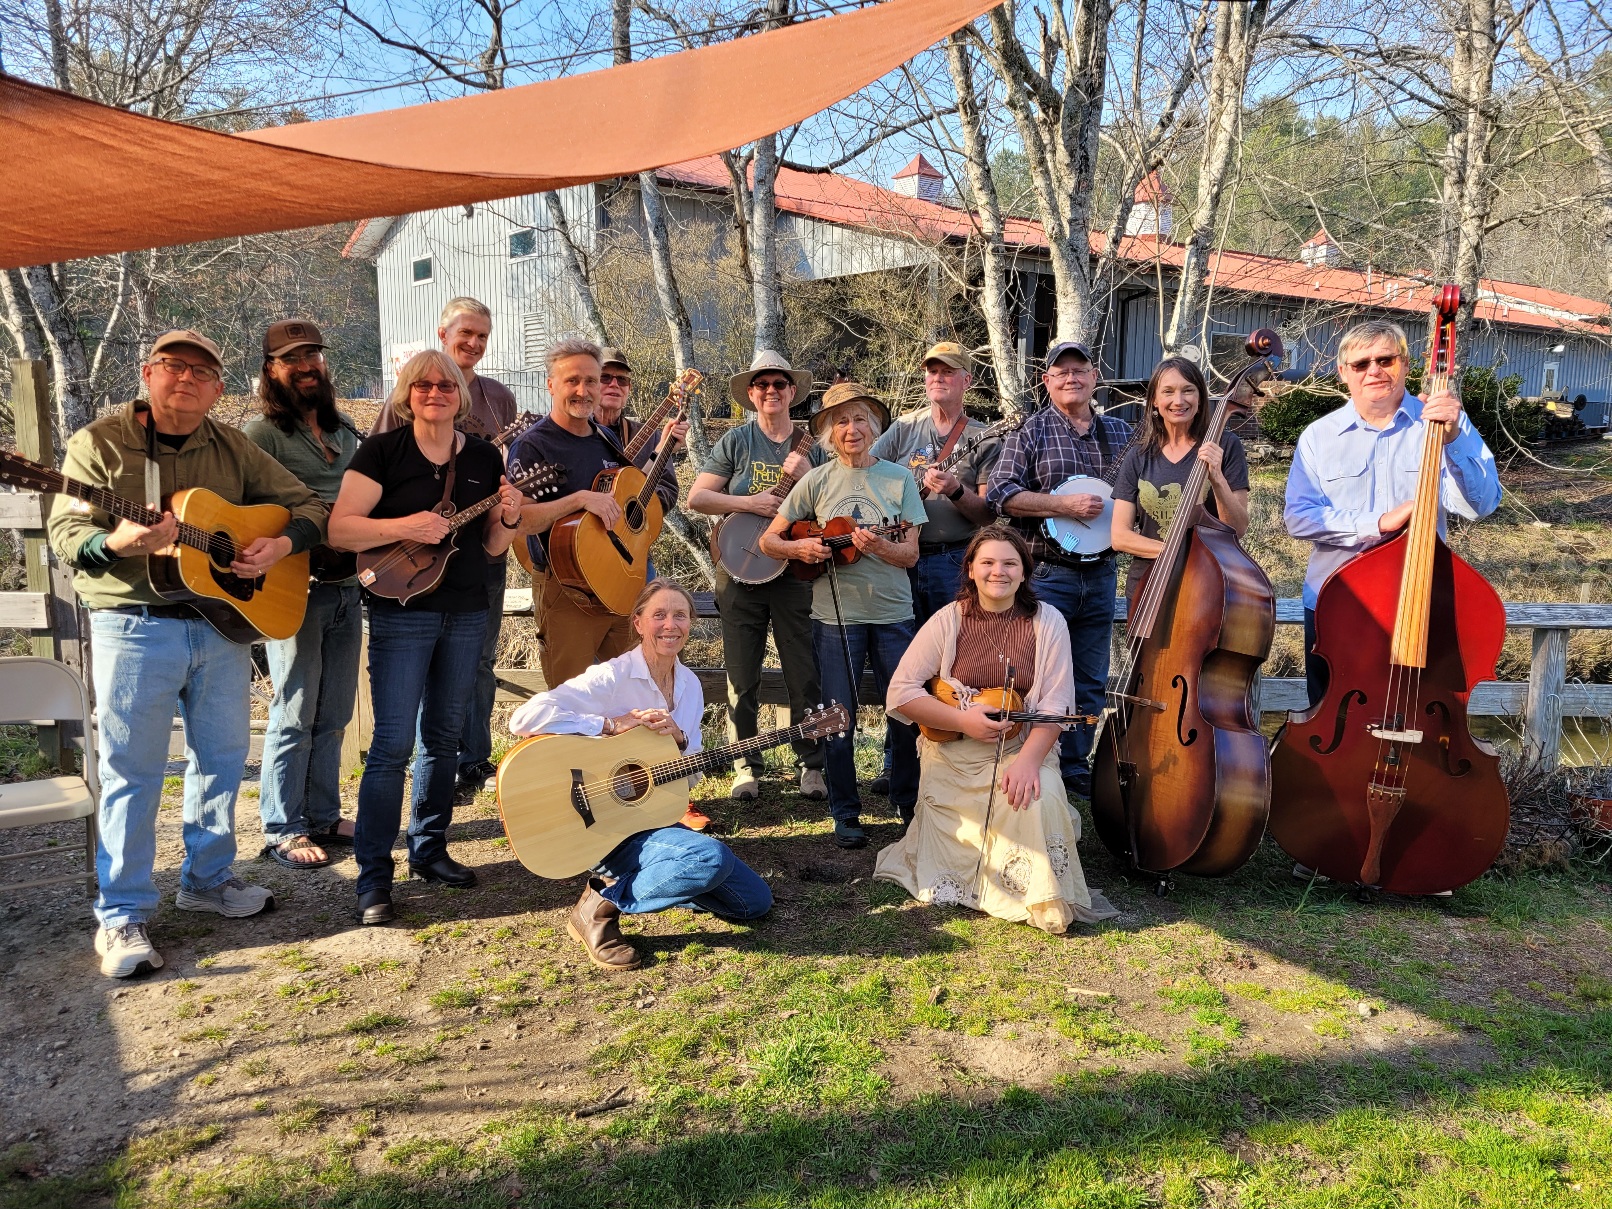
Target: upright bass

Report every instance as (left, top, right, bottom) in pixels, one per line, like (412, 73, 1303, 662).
(1090, 331, 1280, 889)
(1269, 287, 1509, 896)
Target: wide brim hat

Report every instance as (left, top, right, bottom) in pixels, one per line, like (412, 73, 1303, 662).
(729, 350, 814, 409)
(808, 381, 891, 436)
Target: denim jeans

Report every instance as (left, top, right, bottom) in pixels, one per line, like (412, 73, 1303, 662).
(457, 561, 506, 775)
(89, 610, 252, 928)
(259, 582, 362, 841)
(812, 619, 919, 820)
(910, 546, 966, 626)
(596, 825, 772, 919)
(354, 605, 487, 894)
(1030, 559, 1118, 788)
(714, 568, 822, 773)
(1303, 607, 1329, 708)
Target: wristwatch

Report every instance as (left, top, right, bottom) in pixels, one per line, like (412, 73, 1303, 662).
(946, 486, 965, 502)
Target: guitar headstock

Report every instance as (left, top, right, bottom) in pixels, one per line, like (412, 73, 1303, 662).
(670, 368, 704, 410)
(512, 460, 566, 499)
(494, 412, 540, 449)
(0, 450, 58, 493)
(990, 410, 1026, 438)
(801, 703, 852, 741)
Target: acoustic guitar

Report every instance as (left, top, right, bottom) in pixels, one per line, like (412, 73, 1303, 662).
(906, 411, 1024, 499)
(547, 369, 703, 616)
(497, 703, 850, 879)
(710, 426, 815, 584)
(356, 460, 564, 605)
(0, 450, 309, 644)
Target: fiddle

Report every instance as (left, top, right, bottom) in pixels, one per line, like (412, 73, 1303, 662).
(786, 516, 911, 581)
(1268, 287, 1509, 895)
(1090, 331, 1280, 887)
(919, 677, 1097, 743)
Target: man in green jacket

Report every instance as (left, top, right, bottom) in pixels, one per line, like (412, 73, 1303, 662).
(46, 329, 327, 979)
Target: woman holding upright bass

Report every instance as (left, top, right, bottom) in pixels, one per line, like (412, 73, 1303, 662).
(874, 528, 1118, 933)
(328, 350, 524, 925)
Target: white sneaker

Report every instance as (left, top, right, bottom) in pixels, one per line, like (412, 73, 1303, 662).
(730, 769, 760, 801)
(95, 923, 164, 979)
(176, 876, 276, 918)
(800, 768, 827, 800)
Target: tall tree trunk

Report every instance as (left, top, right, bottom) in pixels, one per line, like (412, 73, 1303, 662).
(1164, 0, 1268, 355)
(1440, 0, 1501, 344)
(945, 31, 1029, 413)
(542, 191, 610, 345)
(23, 264, 94, 434)
(0, 270, 45, 361)
(748, 131, 786, 357)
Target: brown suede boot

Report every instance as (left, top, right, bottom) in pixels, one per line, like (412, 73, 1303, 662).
(567, 879, 642, 971)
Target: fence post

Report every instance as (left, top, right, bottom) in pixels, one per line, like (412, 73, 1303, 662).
(1524, 626, 1569, 767)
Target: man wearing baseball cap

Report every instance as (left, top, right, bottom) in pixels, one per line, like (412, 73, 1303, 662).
(46, 329, 327, 979)
(244, 318, 363, 871)
(986, 339, 1132, 799)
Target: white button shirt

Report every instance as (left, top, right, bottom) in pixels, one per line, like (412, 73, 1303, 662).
(508, 647, 706, 781)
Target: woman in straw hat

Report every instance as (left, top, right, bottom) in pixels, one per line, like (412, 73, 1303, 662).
(758, 383, 928, 849)
(688, 352, 829, 805)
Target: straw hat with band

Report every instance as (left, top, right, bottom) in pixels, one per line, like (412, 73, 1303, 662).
(808, 381, 891, 437)
(729, 350, 813, 409)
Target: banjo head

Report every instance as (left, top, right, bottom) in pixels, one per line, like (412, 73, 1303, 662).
(1042, 478, 1115, 556)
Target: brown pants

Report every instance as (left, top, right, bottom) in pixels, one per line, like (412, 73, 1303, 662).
(533, 569, 634, 689)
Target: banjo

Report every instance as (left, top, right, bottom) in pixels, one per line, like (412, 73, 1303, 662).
(1041, 411, 1140, 558)
(710, 426, 816, 584)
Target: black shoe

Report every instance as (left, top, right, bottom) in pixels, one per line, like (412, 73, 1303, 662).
(356, 888, 394, 926)
(455, 760, 497, 794)
(833, 818, 868, 849)
(869, 774, 891, 796)
(408, 855, 478, 888)
(1062, 775, 1091, 801)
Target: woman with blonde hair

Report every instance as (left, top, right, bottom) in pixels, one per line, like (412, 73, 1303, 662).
(875, 526, 1118, 933)
(509, 579, 773, 970)
(330, 349, 524, 924)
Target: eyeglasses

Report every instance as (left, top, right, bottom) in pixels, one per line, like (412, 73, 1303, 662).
(1345, 354, 1403, 373)
(410, 380, 460, 396)
(1046, 366, 1095, 382)
(751, 378, 794, 392)
(148, 356, 222, 384)
(272, 350, 325, 369)
(600, 372, 632, 387)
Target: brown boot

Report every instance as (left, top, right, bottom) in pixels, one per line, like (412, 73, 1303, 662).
(567, 879, 642, 971)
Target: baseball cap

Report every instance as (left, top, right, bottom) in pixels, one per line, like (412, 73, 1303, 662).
(923, 341, 972, 371)
(1045, 340, 1094, 367)
(599, 346, 633, 373)
(149, 329, 223, 368)
(263, 318, 326, 359)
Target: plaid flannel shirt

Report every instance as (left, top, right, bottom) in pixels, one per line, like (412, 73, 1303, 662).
(986, 404, 1134, 562)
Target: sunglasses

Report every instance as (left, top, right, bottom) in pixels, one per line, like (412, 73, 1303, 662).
(600, 372, 632, 386)
(751, 378, 794, 391)
(1346, 354, 1402, 373)
(411, 380, 460, 395)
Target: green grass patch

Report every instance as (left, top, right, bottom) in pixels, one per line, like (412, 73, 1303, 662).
(347, 1011, 409, 1034)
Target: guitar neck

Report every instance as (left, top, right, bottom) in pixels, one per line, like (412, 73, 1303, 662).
(46, 469, 222, 557)
(647, 718, 818, 783)
(442, 467, 555, 536)
(765, 428, 814, 498)
(632, 421, 683, 508)
(622, 394, 681, 462)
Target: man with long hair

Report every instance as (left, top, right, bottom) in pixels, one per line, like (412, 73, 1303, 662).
(245, 319, 362, 870)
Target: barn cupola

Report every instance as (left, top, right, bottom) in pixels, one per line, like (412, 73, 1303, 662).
(892, 154, 944, 202)
(1125, 171, 1173, 237)
(1300, 228, 1343, 268)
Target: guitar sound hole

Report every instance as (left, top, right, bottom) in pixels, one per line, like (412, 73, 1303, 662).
(624, 500, 645, 532)
(203, 531, 258, 601)
(610, 762, 651, 803)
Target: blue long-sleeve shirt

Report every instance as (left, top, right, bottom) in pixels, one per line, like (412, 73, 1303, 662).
(1284, 394, 1501, 608)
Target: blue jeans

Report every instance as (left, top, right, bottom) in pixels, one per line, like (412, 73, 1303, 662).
(354, 606, 487, 894)
(911, 546, 966, 626)
(457, 562, 506, 775)
(1030, 559, 1118, 788)
(596, 825, 772, 919)
(259, 582, 362, 841)
(1303, 607, 1329, 707)
(89, 610, 252, 928)
(813, 620, 919, 821)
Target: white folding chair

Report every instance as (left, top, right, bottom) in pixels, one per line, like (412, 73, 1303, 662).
(0, 657, 97, 896)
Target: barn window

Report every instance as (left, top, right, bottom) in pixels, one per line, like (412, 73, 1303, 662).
(411, 257, 434, 284)
(509, 229, 537, 259)
(1543, 362, 1560, 395)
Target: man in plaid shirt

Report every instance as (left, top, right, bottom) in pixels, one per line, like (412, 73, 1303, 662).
(987, 340, 1132, 798)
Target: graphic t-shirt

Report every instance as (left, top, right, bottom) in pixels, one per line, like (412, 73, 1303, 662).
(1110, 431, 1250, 597)
(778, 459, 929, 624)
(702, 421, 827, 497)
(871, 409, 1000, 545)
(346, 426, 506, 612)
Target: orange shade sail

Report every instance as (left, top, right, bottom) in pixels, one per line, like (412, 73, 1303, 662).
(1, 0, 991, 270)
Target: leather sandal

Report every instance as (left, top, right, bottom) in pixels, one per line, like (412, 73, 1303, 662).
(261, 835, 331, 869)
(567, 879, 642, 971)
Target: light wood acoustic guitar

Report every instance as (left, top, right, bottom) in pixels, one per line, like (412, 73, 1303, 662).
(509, 391, 681, 580)
(356, 459, 564, 605)
(497, 702, 850, 879)
(546, 369, 703, 616)
(710, 426, 816, 584)
(0, 449, 309, 644)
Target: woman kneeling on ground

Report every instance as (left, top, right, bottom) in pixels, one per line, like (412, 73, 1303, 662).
(874, 527, 1119, 934)
(508, 579, 773, 970)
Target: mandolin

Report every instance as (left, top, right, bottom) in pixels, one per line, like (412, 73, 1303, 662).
(918, 676, 1096, 743)
(786, 516, 912, 581)
(0, 450, 309, 644)
(356, 460, 564, 605)
(1268, 287, 1509, 896)
(547, 369, 703, 616)
(711, 426, 816, 584)
(497, 703, 850, 878)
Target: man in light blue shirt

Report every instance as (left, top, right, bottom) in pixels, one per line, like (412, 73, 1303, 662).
(1285, 318, 1501, 706)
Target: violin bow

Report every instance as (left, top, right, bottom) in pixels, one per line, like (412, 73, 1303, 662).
(971, 662, 1017, 903)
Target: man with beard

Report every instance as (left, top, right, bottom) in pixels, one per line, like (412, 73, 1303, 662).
(372, 297, 518, 801)
(245, 319, 362, 868)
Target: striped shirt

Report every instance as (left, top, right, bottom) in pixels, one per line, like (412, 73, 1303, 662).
(986, 404, 1133, 561)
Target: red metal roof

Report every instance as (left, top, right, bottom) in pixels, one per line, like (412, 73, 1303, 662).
(893, 153, 942, 179)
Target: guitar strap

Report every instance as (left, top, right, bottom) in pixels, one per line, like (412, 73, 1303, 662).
(935, 411, 970, 465)
(1090, 412, 1112, 478)
(134, 402, 163, 510)
(435, 434, 459, 516)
